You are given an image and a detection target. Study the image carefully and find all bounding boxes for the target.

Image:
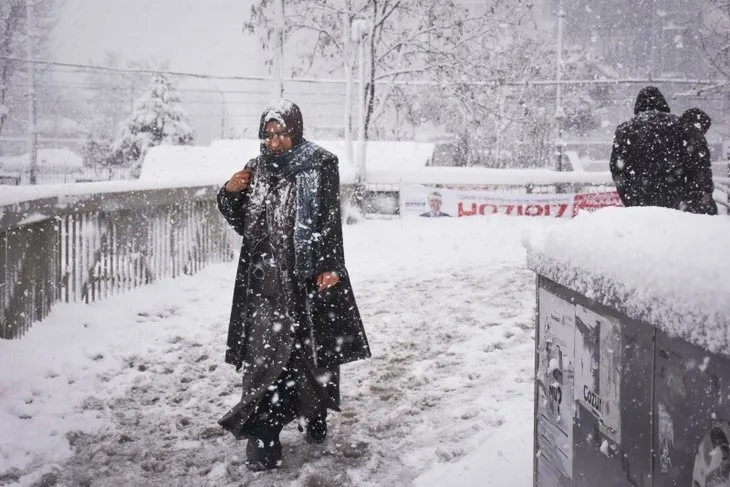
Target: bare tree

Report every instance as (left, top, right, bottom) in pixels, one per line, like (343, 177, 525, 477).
(0, 0, 60, 139)
(245, 0, 528, 139)
(410, 22, 615, 168)
(699, 0, 730, 79)
(0, 1, 27, 138)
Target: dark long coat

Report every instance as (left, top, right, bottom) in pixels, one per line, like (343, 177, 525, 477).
(609, 87, 692, 209)
(217, 144, 371, 374)
(680, 124, 718, 215)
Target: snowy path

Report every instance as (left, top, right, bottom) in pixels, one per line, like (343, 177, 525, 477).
(0, 217, 551, 487)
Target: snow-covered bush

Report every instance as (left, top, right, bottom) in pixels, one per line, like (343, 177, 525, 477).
(111, 73, 195, 171)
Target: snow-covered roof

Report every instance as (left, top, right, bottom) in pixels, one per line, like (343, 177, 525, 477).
(138, 139, 435, 184)
(0, 149, 84, 170)
(138, 139, 619, 186)
(524, 207, 730, 356)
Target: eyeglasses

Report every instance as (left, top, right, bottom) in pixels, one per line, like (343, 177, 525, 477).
(262, 131, 290, 141)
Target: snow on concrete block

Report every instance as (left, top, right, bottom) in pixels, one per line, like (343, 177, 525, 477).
(524, 207, 730, 356)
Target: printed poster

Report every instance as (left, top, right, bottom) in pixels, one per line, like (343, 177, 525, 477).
(574, 304, 623, 445)
(536, 288, 576, 483)
(692, 421, 730, 486)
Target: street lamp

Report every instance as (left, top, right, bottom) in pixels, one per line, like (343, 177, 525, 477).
(273, 0, 285, 99)
(27, 0, 38, 184)
(554, 0, 565, 173)
(352, 19, 369, 184)
(343, 14, 354, 167)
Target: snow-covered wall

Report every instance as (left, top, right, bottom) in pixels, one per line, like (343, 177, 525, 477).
(524, 207, 730, 356)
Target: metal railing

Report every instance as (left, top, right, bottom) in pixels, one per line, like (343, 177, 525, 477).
(2, 176, 726, 340)
(0, 185, 239, 339)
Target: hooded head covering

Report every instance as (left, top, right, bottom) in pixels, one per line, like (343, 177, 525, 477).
(258, 99, 304, 147)
(680, 107, 712, 134)
(634, 86, 671, 115)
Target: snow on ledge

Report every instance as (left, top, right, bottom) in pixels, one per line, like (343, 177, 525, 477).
(524, 207, 730, 356)
(0, 179, 222, 207)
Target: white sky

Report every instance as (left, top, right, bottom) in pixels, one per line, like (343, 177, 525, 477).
(51, 0, 266, 76)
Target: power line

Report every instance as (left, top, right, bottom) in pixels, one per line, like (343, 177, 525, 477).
(0, 55, 346, 85)
(16, 82, 347, 98)
(2, 55, 725, 88)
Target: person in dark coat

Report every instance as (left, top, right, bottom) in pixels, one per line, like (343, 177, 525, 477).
(609, 86, 692, 208)
(678, 108, 718, 215)
(216, 100, 371, 471)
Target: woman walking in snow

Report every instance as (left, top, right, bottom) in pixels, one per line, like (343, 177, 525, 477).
(216, 100, 370, 471)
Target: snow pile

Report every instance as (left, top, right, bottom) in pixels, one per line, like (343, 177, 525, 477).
(524, 207, 730, 355)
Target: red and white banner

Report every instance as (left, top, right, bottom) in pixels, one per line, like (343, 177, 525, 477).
(400, 184, 621, 218)
(570, 191, 623, 217)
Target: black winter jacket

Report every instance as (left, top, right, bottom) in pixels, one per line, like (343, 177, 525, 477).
(609, 87, 692, 208)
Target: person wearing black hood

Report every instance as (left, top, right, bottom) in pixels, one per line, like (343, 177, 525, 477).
(609, 86, 692, 208)
(216, 100, 371, 471)
(678, 108, 718, 215)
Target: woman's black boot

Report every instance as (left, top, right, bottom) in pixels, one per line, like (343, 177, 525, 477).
(306, 411, 327, 444)
(245, 432, 282, 471)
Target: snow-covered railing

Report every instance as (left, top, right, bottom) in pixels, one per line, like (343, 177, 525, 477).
(0, 183, 239, 339)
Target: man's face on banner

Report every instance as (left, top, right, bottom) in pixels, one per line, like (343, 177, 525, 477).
(428, 195, 442, 213)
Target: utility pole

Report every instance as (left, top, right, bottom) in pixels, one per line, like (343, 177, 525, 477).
(554, 0, 565, 173)
(27, 0, 38, 184)
(273, 0, 285, 99)
(343, 13, 354, 167)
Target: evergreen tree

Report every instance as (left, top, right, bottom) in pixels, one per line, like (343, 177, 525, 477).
(112, 72, 194, 166)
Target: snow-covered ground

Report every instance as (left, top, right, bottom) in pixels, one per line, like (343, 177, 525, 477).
(0, 216, 552, 486)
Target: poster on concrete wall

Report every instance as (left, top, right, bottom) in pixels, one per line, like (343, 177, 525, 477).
(574, 305, 623, 445)
(536, 288, 576, 483)
(692, 421, 730, 487)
